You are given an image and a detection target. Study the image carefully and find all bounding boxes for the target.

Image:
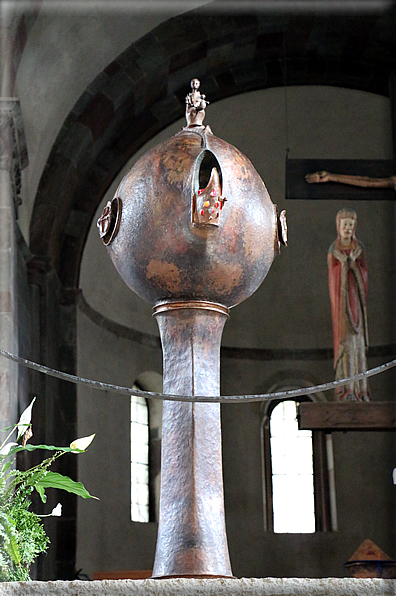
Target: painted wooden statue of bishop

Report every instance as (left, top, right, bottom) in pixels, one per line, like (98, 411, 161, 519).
(328, 209, 370, 402)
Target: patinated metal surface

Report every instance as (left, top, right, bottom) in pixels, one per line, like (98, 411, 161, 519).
(152, 303, 232, 578)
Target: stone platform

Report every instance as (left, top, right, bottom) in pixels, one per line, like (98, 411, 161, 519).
(0, 578, 395, 596)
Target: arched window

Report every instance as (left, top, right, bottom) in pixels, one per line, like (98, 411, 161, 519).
(262, 395, 336, 533)
(130, 372, 163, 523)
(130, 391, 149, 523)
(270, 400, 315, 533)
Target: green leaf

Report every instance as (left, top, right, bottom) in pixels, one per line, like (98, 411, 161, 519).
(1, 461, 12, 473)
(4, 526, 21, 565)
(35, 485, 47, 503)
(36, 472, 98, 500)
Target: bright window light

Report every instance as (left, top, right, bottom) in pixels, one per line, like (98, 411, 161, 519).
(270, 400, 315, 533)
(131, 392, 149, 523)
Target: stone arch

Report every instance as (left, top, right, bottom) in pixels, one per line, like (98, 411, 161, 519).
(259, 368, 328, 418)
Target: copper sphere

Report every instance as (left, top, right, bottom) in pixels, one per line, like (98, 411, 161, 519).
(104, 126, 279, 308)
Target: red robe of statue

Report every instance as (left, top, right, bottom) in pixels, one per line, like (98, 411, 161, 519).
(328, 238, 369, 401)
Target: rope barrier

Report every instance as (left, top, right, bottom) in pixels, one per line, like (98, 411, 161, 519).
(1, 348, 396, 403)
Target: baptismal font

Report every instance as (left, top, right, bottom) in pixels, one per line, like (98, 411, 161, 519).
(97, 79, 286, 578)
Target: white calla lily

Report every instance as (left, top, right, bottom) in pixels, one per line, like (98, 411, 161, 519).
(0, 442, 17, 456)
(70, 434, 95, 452)
(51, 503, 62, 517)
(17, 396, 36, 440)
(38, 503, 63, 518)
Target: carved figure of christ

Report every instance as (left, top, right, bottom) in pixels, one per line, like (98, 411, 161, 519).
(305, 170, 396, 190)
(285, 159, 396, 201)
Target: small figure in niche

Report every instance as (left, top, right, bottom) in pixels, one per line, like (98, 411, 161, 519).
(328, 209, 370, 402)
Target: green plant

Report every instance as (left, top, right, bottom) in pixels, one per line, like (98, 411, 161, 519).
(0, 398, 97, 581)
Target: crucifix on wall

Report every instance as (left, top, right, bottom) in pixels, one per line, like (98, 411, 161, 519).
(287, 72, 396, 203)
(286, 158, 396, 202)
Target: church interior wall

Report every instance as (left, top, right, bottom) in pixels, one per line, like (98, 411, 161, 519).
(76, 309, 162, 576)
(14, 3, 200, 241)
(220, 360, 396, 577)
(4, 0, 396, 582)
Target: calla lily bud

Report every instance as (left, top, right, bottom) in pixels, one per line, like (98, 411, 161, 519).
(17, 397, 36, 440)
(70, 434, 95, 452)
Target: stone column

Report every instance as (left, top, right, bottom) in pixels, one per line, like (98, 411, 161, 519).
(0, 99, 28, 428)
(152, 302, 233, 579)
